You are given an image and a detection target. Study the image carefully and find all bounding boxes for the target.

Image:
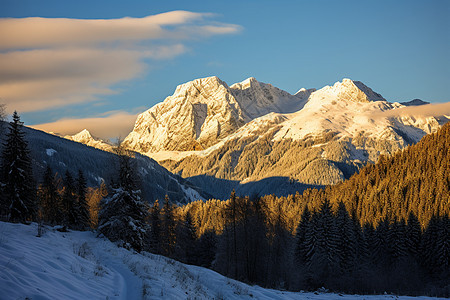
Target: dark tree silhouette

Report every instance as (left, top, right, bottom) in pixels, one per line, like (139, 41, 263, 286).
(0, 111, 36, 222)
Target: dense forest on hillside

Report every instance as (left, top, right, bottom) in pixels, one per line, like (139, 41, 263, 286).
(180, 122, 450, 235)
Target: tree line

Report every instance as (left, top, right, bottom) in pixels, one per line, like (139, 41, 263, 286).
(0, 112, 99, 230)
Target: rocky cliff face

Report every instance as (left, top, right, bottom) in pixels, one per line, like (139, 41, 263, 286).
(122, 76, 245, 152)
(122, 76, 309, 153)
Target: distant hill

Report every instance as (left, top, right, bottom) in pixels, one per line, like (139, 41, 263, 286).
(0, 122, 209, 204)
(399, 99, 430, 106)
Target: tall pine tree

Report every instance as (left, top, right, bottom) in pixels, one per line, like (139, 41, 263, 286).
(98, 145, 149, 252)
(161, 195, 176, 257)
(62, 170, 78, 228)
(76, 170, 90, 229)
(148, 199, 161, 254)
(38, 166, 62, 225)
(0, 111, 36, 222)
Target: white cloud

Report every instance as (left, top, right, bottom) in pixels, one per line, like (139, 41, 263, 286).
(31, 111, 141, 140)
(0, 11, 242, 113)
(375, 102, 450, 118)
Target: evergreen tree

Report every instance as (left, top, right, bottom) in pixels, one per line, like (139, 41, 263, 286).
(0, 111, 36, 222)
(175, 211, 197, 264)
(335, 202, 357, 278)
(294, 206, 311, 266)
(148, 199, 161, 254)
(196, 229, 217, 268)
(62, 170, 78, 228)
(405, 212, 421, 259)
(304, 199, 339, 289)
(161, 195, 176, 257)
(389, 219, 408, 264)
(76, 170, 90, 229)
(39, 166, 61, 225)
(98, 145, 149, 252)
(292, 205, 311, 288)
(372, 218, 391, 270)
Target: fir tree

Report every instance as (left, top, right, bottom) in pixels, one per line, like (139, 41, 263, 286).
(175, 211, 197, 264)
(294, 205, 311, 267)
(76, 170, 90, 229)
(148, 199, 161, 254)
(304, 199, 339, 289)
(196, 229, 217, 268)
(62, 170, 78, 228)
(405, 212, 421, 259)
(98, 145, 149, 252)
(39, 166, 61, 225)
(161, 195, 176, 257)
(0, 111, 36, 222)
(335, 202, 357, 277)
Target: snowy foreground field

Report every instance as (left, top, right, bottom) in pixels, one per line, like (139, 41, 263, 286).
(0, 222, 444, 300)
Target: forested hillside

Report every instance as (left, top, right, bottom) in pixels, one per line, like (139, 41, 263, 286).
(169, 122, 450, 296)
(181, 121, 450, 234)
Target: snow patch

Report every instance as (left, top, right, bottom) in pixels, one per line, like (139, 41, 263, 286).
(46, 148, 57, 157)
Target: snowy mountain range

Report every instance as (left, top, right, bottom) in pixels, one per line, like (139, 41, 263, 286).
(116, 76, 448, 198)
(121, 76, 313, 153)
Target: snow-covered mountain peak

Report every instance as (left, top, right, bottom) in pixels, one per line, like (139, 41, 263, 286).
(173, 76, 229, 99)
(310, 78, 385, 104)
(73, 129, 93, 141)
(64, 129, 112, 152)
(295, 87, 316, 98)
(303, 79, 386, 112)
(234, 76, 258, 89)
(333, 78, 386, 103)
(123, 76, 245, 152)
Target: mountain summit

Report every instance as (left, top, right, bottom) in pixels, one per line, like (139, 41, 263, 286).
(305, 78, 386, 108)
(122, 76, 308, 153)
(65, 129, 112, 152)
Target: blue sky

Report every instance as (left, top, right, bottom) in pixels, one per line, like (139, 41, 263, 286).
(1, 0, 449, 138)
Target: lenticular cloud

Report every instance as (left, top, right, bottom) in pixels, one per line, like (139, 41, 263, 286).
(0, 11, 241, 113)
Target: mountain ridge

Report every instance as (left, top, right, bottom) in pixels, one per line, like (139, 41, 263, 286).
(123, 76, 447, 197)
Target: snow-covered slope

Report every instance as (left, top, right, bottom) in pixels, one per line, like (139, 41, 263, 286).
(272, 79, 441, 143)
(229, 77, 313, 118)
(122, 76, 309, 153)
(1, 221, 443, 300)
(64, 129, 113, 152)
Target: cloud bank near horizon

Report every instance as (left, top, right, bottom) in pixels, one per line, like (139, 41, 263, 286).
(379, 102, 450, 119)
(0, 11, 242, 113)
(31, 111, 141, 140)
